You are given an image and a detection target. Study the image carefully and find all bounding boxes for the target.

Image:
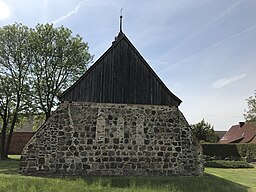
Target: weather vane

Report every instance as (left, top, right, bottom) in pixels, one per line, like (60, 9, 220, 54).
(120, 8, 123, 32)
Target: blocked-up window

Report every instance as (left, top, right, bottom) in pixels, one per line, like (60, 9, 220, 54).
(136, 118, 144, 145)
(96, 116, 105, 143)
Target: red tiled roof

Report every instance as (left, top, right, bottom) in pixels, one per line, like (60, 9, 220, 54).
(215, 131, 226, 140)
(219, 123, 256, 144)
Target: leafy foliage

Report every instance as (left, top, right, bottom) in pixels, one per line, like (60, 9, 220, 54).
(244, 90, 256, 124)
(236, 143, 256, 158)
(29, 24, 92, 120)
(191, 119, 218, 143)
(0, 23, 32, 159)
(0, 23, 92, 158)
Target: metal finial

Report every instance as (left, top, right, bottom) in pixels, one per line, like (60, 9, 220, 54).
(120, 8, 123, 32)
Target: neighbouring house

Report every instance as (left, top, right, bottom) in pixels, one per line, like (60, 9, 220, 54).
(0, 115, 44, 154)
(9, 116, 35, 154)
(8, 132, 35, 154)
(215, 131, 227, 141)
(20, 27, 203, 176)
(219, 122, 256, 144)
(0, 132, 34, 155)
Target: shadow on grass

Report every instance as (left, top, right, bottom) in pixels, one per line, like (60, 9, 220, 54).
(0, 158, 20, 175)
(82, 174, 249, 192)
(0, 159, 250, 192)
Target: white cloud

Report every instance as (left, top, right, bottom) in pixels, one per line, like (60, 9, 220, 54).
(160, 23, 256, 73)
(212, 0, 242, 23)
(52, 2, 83, 25)
(0, 0, 10, 20)
(211, 73, 247, 89)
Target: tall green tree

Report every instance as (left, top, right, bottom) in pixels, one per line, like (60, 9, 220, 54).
(29, 24, 92, 121)
(244, 90, 256, 124)
(0, 23, 92, 158)
(191, 119, 218, 143)
(0, 23, 32, 159)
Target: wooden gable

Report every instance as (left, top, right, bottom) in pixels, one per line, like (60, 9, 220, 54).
(59, 32, 182, 106)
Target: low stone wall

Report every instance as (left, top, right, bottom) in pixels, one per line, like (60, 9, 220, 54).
(20, 102, 203, 176)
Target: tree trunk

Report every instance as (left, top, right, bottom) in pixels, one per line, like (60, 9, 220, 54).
(5, 111, 18, 157)
(0, 122, 8, 160)
(5, 94, 20, 157)
(45, 110, 51, 122)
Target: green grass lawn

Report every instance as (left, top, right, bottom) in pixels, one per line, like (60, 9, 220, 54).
(0, 156, 255, 192)
(205, 167, 256, 192)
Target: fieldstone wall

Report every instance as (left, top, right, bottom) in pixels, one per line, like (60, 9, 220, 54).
(20, 102, 203, 176)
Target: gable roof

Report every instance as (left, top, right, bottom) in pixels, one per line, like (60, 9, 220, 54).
(215, 131, 226, 140)
(59, 32, 182, 106)
(219, 122, 256, 144)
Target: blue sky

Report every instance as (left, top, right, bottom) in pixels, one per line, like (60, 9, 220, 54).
(1, 0, 255, 131)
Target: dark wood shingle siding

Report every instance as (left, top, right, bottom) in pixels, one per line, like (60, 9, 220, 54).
(60, 33, 181, 106)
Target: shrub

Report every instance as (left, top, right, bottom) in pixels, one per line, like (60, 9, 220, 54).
(204, 160, 254, 168)
(236, 144, 256, 158)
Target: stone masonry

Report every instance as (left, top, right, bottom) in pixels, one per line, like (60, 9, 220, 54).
(20, 102, 203, 176)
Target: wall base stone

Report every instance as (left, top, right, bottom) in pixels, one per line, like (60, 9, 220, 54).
(20, 102, 203, 176)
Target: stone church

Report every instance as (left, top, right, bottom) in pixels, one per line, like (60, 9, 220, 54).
(20, 27, 203, 176)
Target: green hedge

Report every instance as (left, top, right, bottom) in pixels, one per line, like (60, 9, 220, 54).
(236, 144, 256, 158)
(201, 144, 256, 160)
(204, 160, 254, 168)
